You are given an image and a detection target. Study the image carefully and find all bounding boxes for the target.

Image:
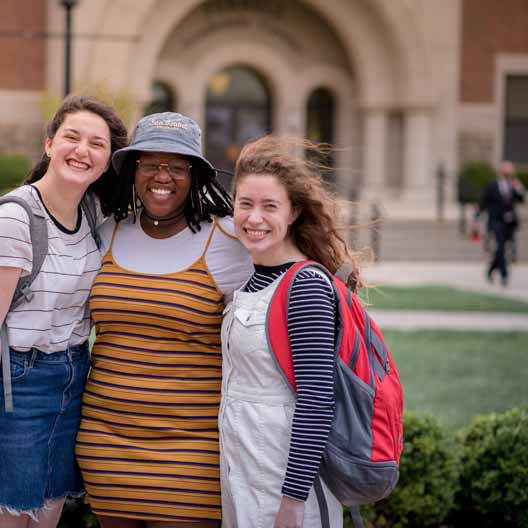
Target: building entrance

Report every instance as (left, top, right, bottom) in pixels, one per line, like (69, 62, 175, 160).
(205, 65, 271, 188)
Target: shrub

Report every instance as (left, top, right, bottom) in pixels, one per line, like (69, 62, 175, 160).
(517, 170, 528, 188)
(0, 154, 31, 194)
(58, 498, 99, 528)
(452, 407, 528, 528)
(457, 161, 495, 204)
(357, 412, 460, 528)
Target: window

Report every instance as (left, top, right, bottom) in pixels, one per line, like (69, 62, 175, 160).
(306, 87, 336, 182)
(144, 81, 175, 115)
(205, 65, 272, 187)
(504, 75, 528, 164)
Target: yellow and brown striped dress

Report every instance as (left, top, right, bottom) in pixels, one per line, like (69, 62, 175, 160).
(77, 226, 224, 522)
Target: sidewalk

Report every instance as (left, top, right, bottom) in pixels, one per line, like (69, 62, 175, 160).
(369, 309, 528, 331)
(362, 261, 528, 331)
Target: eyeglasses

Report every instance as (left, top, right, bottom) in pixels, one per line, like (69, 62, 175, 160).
(136, 160, 192, 179)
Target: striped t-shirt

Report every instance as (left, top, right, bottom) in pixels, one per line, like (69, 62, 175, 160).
(245, 263, 336, 501)
(0, 185, 103, 353)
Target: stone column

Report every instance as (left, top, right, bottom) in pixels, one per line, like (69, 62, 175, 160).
(402, 109, 432, 205)
(362, 108, 388, 203)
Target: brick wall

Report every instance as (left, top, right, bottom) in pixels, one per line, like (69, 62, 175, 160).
(461, 0, 528, 103)
(0, 0, 46, 90)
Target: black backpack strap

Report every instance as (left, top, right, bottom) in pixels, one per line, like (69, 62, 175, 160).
(349, 505, 365, 528)
(80, 192, 101, 249)
(0, 194, 48, 412)
(314, 475, 331, 528)
(364, 312, 389, 386)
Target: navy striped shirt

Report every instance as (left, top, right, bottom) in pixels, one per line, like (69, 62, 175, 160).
(245, 262, 336, 501)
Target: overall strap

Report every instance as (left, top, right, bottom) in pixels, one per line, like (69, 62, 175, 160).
(0, 194, 48, 412)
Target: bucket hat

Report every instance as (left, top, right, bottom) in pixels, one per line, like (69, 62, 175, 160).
(112, 112, 215, 176)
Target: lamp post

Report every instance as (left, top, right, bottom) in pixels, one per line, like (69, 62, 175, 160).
(59, 0, 79, 97)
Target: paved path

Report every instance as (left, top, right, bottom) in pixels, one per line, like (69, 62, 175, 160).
(370, 309, 528, 331)
(361, 261, 528, 331)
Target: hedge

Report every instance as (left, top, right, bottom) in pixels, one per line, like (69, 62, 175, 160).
(0, 154, 30, 194)
(357, 412, 459, 528)
(450, 407, 528, 527)
(59, 407, 528, 527)
(457, 161, 495, 204)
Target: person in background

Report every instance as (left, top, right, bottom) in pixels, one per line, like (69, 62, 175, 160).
(476, 160, 525, 286)
(220, 135, 363, 528)
(76, 112, 253, 528)
(0, 95, 127, 528)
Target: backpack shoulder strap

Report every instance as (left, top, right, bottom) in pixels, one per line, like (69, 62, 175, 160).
(80, 192, 101, 249)
(0, 194, 48, 309)
(0, 191, 48, 413)
(266, 260, 341, 394)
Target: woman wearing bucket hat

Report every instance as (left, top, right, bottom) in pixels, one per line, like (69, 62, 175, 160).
(76, 112, 252, 527)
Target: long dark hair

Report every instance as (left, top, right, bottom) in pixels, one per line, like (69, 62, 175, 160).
(113, 153, 233, 232)
(25, 95, 128, 216)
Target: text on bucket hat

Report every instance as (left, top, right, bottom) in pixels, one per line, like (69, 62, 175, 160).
(112, 112, 215, 175)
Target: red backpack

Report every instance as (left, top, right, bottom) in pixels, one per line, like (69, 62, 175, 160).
(266, 261, 404, 508)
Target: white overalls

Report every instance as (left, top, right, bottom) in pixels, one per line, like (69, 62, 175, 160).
(219, 276, 343, 528)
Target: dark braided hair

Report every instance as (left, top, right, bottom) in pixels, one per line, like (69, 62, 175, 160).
(112, 152, 233, 232)
(25, 95, 128, 216)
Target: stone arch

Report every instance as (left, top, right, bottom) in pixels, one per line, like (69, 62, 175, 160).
(86, 0, 433, 109)
(182, 41, 296, 130)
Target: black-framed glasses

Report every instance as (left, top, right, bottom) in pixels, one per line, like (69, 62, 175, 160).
(136, 160, 192, 180)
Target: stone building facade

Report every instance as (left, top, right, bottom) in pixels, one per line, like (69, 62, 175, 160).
(0, 0, 526, 219)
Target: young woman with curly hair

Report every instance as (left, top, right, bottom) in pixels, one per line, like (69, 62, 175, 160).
(219, 135, 362, 528)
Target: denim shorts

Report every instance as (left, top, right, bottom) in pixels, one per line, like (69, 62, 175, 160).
(0, 342, 90, 512)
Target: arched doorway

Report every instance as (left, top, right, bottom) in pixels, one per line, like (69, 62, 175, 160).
(144, 81, 175, 115)
(205, 65, 272, 189)
(306, 87, 336, 184)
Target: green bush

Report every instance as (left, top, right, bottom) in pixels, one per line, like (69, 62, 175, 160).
(457, 161, 495, 204)
(58, 498, 99, 528)
(452, 407, 528, 528)
(0, 154, 31, 194)
(358, 412, 460, 528)
(518, 170, 528, 188)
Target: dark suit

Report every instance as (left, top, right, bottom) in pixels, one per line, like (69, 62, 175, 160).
(478, 179, 525, 281)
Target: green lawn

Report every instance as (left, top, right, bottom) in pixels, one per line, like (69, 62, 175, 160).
(388, 329, 528, 431)
(362, 284, 528, 313)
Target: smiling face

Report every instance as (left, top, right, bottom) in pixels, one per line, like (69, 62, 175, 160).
(44, 110, 111, 191)
(134, 151, 192, 220)
(234, 173, 301, 265)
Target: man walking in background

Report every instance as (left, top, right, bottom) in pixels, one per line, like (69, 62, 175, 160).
(476, 160, 525, 286)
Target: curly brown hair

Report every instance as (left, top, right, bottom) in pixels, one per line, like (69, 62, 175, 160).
(233, 135, 362, 290)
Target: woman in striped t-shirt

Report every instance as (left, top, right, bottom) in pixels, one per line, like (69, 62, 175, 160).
(0, 96, 127, 527)
(220, 136, 363, 528)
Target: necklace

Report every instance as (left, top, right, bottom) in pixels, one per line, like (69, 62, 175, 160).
(141, 208, 186, 227)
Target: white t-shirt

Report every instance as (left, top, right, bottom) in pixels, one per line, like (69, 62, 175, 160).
(0, 185, 104, 353)
(100, 212, 253, 304)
